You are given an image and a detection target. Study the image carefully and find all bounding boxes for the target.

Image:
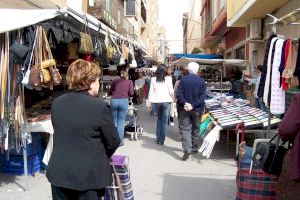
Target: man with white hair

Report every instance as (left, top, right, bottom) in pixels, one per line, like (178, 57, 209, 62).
(176, 62, 206, 161)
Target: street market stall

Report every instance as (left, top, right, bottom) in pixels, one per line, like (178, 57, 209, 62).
(0, 7, 144, 192)
(171, 56, 281, 158)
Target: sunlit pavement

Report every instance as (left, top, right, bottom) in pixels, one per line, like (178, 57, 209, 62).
(0, 104, 237, 200)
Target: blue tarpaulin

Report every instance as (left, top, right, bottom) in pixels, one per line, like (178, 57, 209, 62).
(172, 54, 223, 59)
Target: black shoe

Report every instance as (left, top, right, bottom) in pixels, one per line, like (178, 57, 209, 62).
(191, 150, 198, 155)
(182, 152, 190, 161)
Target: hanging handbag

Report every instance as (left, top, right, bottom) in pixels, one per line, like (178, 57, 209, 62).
(252, 133, 288, 176)
(78, 15, 94, 54)
(129, 44, 137, 69)
(10, 27, 34, 64)
(105, 32, 115, 61)
(29, 66, 42, 90)
(21, 28, 37, 88)
(42, 27, 62, 86)
(94, 28, 108, 67)
(49, 67, 62, 86)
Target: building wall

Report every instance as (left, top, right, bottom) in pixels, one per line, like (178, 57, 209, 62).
(51, 0, 88, 12)
(142, 0, 159, 59)
(227, 0, 248, 20)
(186, 0, 202, 53)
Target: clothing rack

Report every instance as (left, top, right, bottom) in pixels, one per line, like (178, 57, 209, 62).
(265, 12, 300, 137)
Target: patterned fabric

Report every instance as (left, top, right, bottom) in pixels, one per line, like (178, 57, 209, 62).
(276, 150, 300, 200)
(236, 165, 278, 200)
(257, 34, 277, 98)
(114, 165, 134, 200)
(104, 156, 134, 200)
(270, 39, 285, 114)
(263, 38, 278, 105)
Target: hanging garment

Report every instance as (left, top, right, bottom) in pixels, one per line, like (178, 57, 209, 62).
(263, 37, 278, 106)
(257, 34, 277, 98)
(294, 39, 300, 89)
(282, 40, 298, 80)
(281, 39, 291, 90)
(278, 40, 288, 88)
(270, 39, 285, 114)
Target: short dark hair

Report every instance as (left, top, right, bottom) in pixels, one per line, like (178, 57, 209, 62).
(257, 65, 263, 72)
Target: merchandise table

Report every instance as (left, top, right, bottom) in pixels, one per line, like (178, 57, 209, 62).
(204, 97, 281, 154)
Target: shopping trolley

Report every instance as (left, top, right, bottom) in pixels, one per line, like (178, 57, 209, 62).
(125, 98, 143, 141)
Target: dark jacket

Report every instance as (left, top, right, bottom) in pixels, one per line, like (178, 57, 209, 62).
(176, 74, 206, 113)
(46, 91, 120, 191)
(279, 93, 300, 181)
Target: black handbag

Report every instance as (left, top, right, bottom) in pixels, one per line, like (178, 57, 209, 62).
(252, 133, 288, 176)
(94, 27, 108, 67)
(10, 27, 35, 64)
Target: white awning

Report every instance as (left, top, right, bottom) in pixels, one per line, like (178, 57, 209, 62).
(172, 57, 248, 68)
(0, 9, 60, 33)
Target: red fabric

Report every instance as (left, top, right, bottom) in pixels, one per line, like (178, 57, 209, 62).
(282, 39, 291, 90)
(279, 93, 300, 181)
(236, 167, 278, 200)
(82, 54, 93, 62)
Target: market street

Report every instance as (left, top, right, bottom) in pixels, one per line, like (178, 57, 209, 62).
(0, 105, 237, 200)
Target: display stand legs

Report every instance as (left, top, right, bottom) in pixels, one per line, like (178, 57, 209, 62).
(22, 136, 29, 191)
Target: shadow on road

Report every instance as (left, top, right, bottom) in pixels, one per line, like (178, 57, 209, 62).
(0, 173, 25, 191)
(161, 173, 236, 200)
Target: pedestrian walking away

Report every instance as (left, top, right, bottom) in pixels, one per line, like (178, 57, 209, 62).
(147, 64, 174, 145)
(176, 62, 206, 161)
(109, 70, 134, 145)
(46, 59, 120, 200)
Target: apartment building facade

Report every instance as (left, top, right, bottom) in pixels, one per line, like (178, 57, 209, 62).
(87, 0, 159, 59)
(182, 0, 202, 54)
(200, 0, 246, 60)
(227, 0, 300, 78)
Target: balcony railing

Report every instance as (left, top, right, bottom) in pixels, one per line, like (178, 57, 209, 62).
(88, 0, 134, 37)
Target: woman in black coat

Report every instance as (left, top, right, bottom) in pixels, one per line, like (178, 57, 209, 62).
(46, 59, 120, 200)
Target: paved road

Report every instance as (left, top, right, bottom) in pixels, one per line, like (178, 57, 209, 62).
(0, 105, 237, 200)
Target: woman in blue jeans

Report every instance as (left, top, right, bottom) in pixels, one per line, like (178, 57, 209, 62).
(147, 64, 174, 145)
(110, 70, 134, 145)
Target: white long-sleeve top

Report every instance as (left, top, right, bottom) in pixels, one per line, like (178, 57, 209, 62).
(148, 76, 174, 104)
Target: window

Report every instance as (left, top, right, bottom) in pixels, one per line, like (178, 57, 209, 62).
(226, 52, 232, 59)
(235, 46, 245, 59)
(125, 0, 138, 16)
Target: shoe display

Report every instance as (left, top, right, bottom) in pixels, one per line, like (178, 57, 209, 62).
(182, 152, 190, 161)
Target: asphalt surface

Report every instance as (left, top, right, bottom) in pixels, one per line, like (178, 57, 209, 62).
(0, 105, 237, 200)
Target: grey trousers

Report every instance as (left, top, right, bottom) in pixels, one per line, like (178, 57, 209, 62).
(178, 110, 202, 153)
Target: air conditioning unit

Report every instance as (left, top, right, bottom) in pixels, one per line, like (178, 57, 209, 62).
(246, 19, 262, 40)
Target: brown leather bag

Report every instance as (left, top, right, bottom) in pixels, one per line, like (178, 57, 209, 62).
(50, 66, 62, 86)
(29, 66, 42, 90)
(42, 27, 62, 86)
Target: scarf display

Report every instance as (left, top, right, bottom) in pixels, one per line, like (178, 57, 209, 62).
(270, 39, 285, 114)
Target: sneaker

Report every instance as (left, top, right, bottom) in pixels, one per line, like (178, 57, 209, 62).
(182, 152, 190, 161)
(170, 122, 175, 126)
